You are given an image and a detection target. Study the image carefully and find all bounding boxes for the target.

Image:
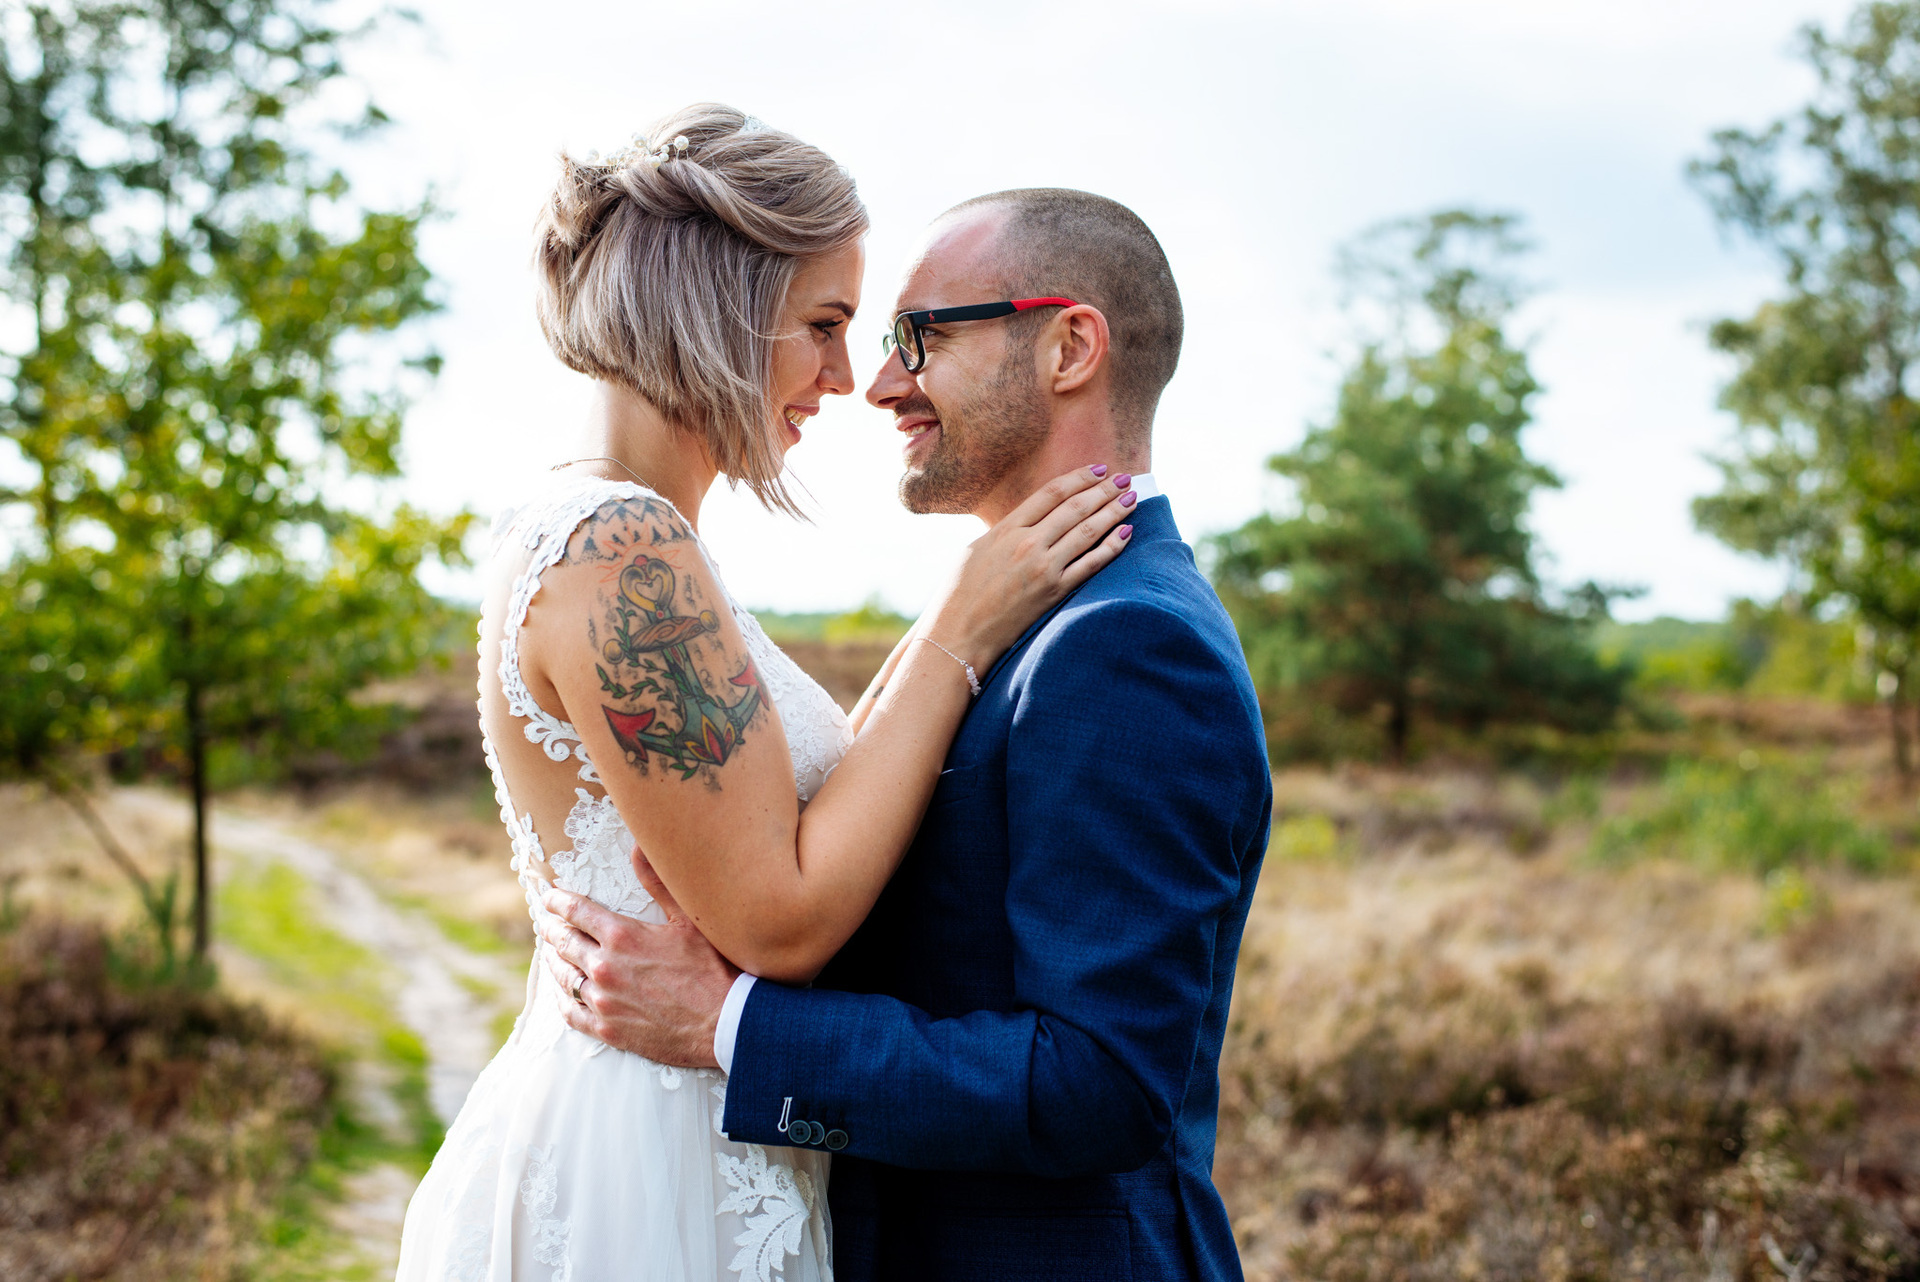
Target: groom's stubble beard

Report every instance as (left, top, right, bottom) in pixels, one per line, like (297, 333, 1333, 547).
(898, 337, 1049, 516)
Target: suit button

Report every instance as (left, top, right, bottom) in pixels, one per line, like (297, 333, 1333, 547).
(806, 1121, 825, 1145)
(824, 1129, 848, 1151)
(792, 1120, 818, 1145)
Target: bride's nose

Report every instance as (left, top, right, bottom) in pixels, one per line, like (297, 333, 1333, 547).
(819, 332, 855, 398)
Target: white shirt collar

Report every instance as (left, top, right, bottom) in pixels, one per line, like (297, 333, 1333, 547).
(1128, 471, 1162, 501)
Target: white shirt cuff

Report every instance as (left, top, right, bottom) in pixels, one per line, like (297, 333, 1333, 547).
(714, 972, 757, 1075)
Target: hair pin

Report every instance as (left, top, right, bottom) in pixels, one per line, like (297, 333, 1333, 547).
(597, 133, 692, 173)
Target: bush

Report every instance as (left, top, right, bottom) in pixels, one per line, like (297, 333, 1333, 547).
(1590, 760, 1888, 874)
(1597, 604, 1868, 701)
(1219, 957, 1920, 1281)
(0, 917, 334, 1281)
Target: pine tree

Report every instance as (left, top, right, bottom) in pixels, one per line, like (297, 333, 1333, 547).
(1212, 211, 1629, 762)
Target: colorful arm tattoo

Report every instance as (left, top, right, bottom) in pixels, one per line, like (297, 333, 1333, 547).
(575, 498, 768, 783)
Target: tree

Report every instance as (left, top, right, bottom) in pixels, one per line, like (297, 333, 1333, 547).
(1689, 0, 1920, 781)
(1211, 210, 1630, 763)
(0, 1, 472, 964)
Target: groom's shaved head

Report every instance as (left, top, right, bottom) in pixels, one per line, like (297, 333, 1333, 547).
(942, 188, 1183, 441)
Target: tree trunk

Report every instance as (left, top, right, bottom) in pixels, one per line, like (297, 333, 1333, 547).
(187, 679, 211, 964)
(1387, 688, 1411, 766)
(1893, 667, 1914, 787)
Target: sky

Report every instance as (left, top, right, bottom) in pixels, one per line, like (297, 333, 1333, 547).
(344, 0, 1858, 619)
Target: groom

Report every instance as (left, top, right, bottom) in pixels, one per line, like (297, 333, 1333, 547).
(541, 189, 1272, 1281)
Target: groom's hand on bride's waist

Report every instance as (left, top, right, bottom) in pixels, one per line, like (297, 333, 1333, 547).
(537, 881, 737, 1068)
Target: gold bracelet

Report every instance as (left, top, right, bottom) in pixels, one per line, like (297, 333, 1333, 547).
(918, 637, 981, 698)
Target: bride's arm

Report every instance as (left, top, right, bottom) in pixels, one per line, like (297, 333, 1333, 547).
(531, 467, 1134, 984)
(847, 626, 916, 735)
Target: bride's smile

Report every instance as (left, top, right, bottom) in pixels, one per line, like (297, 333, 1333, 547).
(768, 239, 864, 455)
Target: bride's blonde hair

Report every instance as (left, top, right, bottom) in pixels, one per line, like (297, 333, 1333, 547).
(534, 103, 867, 516)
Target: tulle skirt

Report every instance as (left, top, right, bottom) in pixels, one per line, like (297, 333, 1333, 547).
(395, 955, 831, 1282)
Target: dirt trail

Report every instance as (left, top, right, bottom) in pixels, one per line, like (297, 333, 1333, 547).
(108, 790, 525, 1270)
(210, 808, 523, 1125)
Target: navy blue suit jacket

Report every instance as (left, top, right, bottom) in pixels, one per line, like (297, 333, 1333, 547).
(724, 496, 1271, 1281)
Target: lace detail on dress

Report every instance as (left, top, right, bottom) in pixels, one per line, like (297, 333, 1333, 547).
(731, 606, 853, 807)
(552, 789, 654, 918)
(718, 1145, 819, 1282)
(444, 474, 850, 1282)
(448, 1224, 488, 1282)
(519, 1145, 573, 1282)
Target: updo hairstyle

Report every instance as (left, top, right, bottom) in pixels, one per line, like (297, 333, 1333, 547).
(534, 103, 868, 516)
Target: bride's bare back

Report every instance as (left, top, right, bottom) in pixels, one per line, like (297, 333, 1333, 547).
(394, 473, 850, 1282)
(475, 478, 851, 922)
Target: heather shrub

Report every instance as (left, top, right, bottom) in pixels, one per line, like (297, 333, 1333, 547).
(0, 917, 334, 1281)
(1220, 954, 1920, 1280)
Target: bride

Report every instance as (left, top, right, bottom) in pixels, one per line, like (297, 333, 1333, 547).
(394, 104, 1136, 1281)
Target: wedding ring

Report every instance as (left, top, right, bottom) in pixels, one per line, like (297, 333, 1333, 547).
(570, 971, 587, 1006)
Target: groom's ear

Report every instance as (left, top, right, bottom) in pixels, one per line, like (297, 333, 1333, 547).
(1044, 304, 1111, 398)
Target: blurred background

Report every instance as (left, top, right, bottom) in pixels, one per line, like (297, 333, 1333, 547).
(5, 1, 1920, 1279)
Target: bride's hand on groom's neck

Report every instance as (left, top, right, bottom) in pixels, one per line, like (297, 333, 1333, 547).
(537, 881, 737, 1068)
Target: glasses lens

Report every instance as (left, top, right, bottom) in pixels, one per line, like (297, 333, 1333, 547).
(891, 315, 920, 371)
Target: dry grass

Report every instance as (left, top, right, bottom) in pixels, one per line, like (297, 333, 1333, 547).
(9, 664, 1920, 1280)
(1219, 765, 1920, 1281)
(0, 919, 335, 1282)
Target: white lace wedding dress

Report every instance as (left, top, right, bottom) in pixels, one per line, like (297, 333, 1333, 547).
(395, 476, 854, 1282)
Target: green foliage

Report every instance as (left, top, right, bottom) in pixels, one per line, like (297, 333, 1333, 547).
(1598, 601, 1868, 698)
(1595, 616, 1756, 692)
(1590, 759, 1888, 874)
(753, 610, 839, 643)
(823, 595, 912, 645)
(1267, 812, 1345, 863)
(1689, 1, 1920, 773)
(1211, 210, 1630, 762)
(1737, 599, 1869, 699)
(753, 600, 914, 646)
(0, 555, 125, 772)
(1761, 865, 1831, 933)
(0, 1, 473, 959)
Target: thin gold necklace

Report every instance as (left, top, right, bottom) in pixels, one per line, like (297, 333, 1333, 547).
(550, 456, 653, 489)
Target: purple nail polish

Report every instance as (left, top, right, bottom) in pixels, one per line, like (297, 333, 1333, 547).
(1090, 464, 1108, 478)
(1118, 524, 1133, 539)
(1113, 473, 1132, 489)
(1120, 490, 1138, 508)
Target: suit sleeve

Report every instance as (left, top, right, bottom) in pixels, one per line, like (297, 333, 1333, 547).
(720, 599, 1264, 1177)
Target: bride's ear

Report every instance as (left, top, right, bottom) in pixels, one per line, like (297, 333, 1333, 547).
(1045, 305, 1111, 397)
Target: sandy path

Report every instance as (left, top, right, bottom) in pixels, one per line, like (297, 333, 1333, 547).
(210, 808, 523, 1126)
(107, 790, 525, 1272)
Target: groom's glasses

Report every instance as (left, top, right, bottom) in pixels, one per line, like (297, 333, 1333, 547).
(881, 297, 1079, 374)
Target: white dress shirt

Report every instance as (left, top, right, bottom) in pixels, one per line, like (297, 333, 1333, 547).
(713, 472, 1161, 1074)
